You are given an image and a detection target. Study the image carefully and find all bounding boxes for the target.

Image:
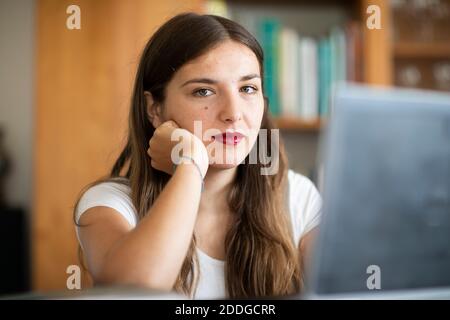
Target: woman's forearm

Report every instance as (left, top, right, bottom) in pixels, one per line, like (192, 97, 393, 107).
(97, 163, 203, 290)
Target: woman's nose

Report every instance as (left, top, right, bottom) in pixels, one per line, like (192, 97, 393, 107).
(219, 93, 242, 124)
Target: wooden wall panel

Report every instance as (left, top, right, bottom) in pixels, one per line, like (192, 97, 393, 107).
(360, 0, 393, 86)
(33, 0, 204, 292)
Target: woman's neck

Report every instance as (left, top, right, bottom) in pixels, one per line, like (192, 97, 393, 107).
(198, 166, 237, 215)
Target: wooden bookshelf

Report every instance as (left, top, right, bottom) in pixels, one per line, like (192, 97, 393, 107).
(273, 117, 322, 131)
(394, 42, 450, 59)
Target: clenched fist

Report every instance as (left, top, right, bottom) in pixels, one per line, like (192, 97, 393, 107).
(147, 120, 209, 177)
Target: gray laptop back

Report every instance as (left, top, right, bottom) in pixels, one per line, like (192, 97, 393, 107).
(308, 85, 450, 295)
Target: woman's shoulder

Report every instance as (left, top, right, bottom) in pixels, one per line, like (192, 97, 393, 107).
(79, 177, 132, 201)
(75, 177, 138, 227)
(287, 169, 322, 243)
(287, 169, 319, 194)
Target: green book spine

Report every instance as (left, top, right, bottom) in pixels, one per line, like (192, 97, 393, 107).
(259, 19, 281, 116)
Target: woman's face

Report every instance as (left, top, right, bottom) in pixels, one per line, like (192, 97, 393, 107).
(160, 40, 265, 168)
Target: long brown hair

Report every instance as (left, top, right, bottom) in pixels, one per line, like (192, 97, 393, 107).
(74, 12, 301, 298)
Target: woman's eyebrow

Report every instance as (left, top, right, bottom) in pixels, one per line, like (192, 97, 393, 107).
(239, 73, 260, 81)
(180, 74, 260, 88)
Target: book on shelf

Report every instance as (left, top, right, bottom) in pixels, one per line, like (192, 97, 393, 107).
(258, 18, 282, 116)
(279, 27, 299, 117)
(298, 37, 319, 121)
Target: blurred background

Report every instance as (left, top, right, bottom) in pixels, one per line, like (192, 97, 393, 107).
(0, 0, 449, 296)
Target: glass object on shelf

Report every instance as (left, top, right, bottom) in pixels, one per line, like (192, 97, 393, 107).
(431, 0, 450, 42)
(396, 58, 450, 91)
(398, 65, 422, 87)
(433, 62, 450, 91)
(391, 0, 450, 43)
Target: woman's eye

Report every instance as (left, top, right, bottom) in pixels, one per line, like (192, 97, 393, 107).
(241, 86, 258, 94)
(193, 88, 214, 97)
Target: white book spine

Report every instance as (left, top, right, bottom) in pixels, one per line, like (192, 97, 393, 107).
(279, 28, 299, 117)
(299, 38, 318, 121)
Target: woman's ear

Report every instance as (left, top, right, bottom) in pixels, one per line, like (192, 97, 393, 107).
(144, 91, 163, 127)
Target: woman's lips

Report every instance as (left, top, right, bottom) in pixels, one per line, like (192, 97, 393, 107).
(212, 132, 245, 145)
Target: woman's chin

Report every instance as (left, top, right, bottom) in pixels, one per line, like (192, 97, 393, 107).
(206, 147, 250, 169)
(208, 162, 239, 170)
(208, 155, 248, 169)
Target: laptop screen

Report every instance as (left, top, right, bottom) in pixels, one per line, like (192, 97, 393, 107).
(308, 85, 450, 295)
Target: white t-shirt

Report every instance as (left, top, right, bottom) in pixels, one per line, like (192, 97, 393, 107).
(74, 169, 322, 299)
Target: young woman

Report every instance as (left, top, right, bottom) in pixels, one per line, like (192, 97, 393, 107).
(74, 12, 322, 299)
